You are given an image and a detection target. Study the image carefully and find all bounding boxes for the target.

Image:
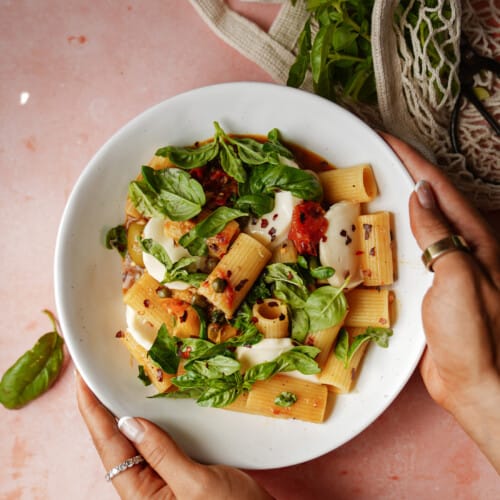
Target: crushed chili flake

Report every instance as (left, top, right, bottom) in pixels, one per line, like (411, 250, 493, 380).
(179, 310, 188, 323)
(143, 299, 151, 308)
(279, 313, 286, 321)
(340, 229, 347, 237)
(235, 278, 248, 292)
(363, 223, 373, 240)
(156, 369, 164, 382)
(251, 316, 259, 324)
(369, 247, 376, 256)
(115, 330, 124, 338)
(352, 224, 356, 232)
(378, 317, 388, 325)
(345, 235, 352, 245)
(268, 301, 279, 307)
(261, 218, 269, 228)
(181, 346, 192, 359)
(268, 227, 277, 241)
(272, 213, 279, 220)
(355, 250, 364, 255)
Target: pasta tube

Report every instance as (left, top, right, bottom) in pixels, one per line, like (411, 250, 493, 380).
(198, 233, 271, 318)
(252, 298, 289, 338)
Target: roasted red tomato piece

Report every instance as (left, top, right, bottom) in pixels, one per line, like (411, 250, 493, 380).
(288, 201, 328, 256)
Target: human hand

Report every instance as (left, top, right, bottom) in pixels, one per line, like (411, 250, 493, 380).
(75, 372, 272, 500)
(381, 133, 500, 472)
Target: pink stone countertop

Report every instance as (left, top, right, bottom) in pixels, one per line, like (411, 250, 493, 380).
(1, 1, 499, 499)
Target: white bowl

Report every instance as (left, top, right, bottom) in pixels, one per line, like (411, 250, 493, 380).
(55, 82, 430, 469)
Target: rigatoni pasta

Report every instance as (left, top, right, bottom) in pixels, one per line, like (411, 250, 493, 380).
(107, 122, 396, 424)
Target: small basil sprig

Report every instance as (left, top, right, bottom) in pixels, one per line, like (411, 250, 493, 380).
(179, 207, 247, 256)
(105, 224, 127, 257)
(140, 238, 207, 287)
(129, 166, 205, 221)
(335, 326, 393, 368)
(0, 310, 64, 409)
(164, 345, 320, 408)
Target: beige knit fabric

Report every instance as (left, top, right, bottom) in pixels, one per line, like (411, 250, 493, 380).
(190, 0, 500, 210)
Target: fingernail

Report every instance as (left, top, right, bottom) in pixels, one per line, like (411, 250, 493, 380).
(118, 416, 145, 444)
(414, 180, 435, 209)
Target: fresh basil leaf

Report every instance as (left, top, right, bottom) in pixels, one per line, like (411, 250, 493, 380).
(249, 165, 322, 201)
(334, 328, 350, 366)
(265, 263, 309, 306)
(130, 167, 205, 221)
(213, 122, 247, 183)
(160, 387, 204, 399)
(335, 326, 393, 368)
(140, 237, 173, 269)
(274, 391, 297, 407)
(179, 207, 246, 256)
(310, 265, 335, 280)
(290, 308, 310, 343)
(196, 373, 243, 407)
(306, 285, 348, 332)
(311, 23, 334, 84)
(244, 360, 280, 385)
(171, 371, 207, 389)
(233, 194, 274, 217)
(192, 304, 208, 340)
(0, 310, 64, 409)
(105, 224, 127, 257)
(228, 136, 269, 165)
(137, 365, 152, 386)
(263, 128, 294, 161)
(287, 18, 312, 88)
(188, 355, 241, 379)
(147, 324, 179, 374)
(275, 347, 321, 375)
(155, 140, 219, 169)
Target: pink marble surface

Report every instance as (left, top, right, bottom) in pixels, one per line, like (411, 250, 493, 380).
(0, 1, 498, 499)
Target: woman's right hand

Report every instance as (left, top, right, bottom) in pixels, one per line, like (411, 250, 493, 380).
(382, 133, 500, 472)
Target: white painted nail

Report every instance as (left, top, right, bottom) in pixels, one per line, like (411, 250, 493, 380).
(118, 416, 145, 444)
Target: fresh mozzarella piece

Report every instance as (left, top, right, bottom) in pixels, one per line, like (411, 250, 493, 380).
(319, 201, 363, 289)
(236, 338, 320, 384)
(126, 305, 157, 350)
(245, 191, 301, 249)
(142, 217, 191, 290)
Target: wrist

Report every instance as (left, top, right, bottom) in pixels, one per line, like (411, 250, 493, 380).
(449, 373, 500, 473)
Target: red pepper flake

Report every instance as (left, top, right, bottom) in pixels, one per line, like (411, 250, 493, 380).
(268, 301, 279, 307)
(251, 316, 259, 324)
(340, 229, 347, 237)
(378, 317, 388, 325)
(234, 278, 248, 292)
(351, 224, 356, 232)
(305, 336, 315, 346)
(179, 310, 188, 323)
(272, 213, 279, 220)
(181, 346, 192, 359)
(355, 250, 364, 255)
(369, 247, 376, 256)
(143, 299, 151, 308)
(279, 313, 286, 321)
(363, 223, 373, 240)
(156, 369, 164, 382)
(115, 330, 124, 338)
(268, 227, 277, 241)
(345, 235, 352, 245)
(261, 218, 269, 229)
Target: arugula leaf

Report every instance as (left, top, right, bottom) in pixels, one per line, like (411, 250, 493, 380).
(155, 140, 219, 169)
(335, 326, 393, 368)
(179, 207, 246, 256)
(147, 324, 179, 374)
(129, 167, 205, 221)
(274, 391, 297, 407)
(306, 285, 348, 332)
(0, 310, 64, 409)
(105, 224, 127, 258)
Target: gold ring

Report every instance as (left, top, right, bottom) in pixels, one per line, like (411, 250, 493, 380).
(422, 235, 470, 271)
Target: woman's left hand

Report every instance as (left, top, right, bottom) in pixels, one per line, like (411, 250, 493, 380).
(76, 371, 272, 500)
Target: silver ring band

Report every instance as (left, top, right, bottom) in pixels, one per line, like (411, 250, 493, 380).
(105, 455, 145, 481)
(422, 234, 470, 272)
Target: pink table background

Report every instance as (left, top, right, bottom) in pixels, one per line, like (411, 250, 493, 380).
(1, 1, 498, 499)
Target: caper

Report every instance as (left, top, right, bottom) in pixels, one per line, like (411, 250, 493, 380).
(211, 277, 227, 293)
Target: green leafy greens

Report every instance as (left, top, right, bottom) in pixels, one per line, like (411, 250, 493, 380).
(0, 311, 64, 409)
(335, 326, 393, 367)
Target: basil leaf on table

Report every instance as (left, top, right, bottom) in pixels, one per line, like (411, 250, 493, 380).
(155, 140, 219, 169)
(0, 310, 64, 409)
(129, 166, 205, 221)
(335, 326, 393, 368)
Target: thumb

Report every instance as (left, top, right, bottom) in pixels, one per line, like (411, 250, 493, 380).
(118, 416, 204, 493)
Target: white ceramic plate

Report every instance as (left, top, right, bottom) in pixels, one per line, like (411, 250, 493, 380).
(55, 82, 430, 469)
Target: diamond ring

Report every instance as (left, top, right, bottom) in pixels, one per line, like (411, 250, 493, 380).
(105, 455, 145, 481)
